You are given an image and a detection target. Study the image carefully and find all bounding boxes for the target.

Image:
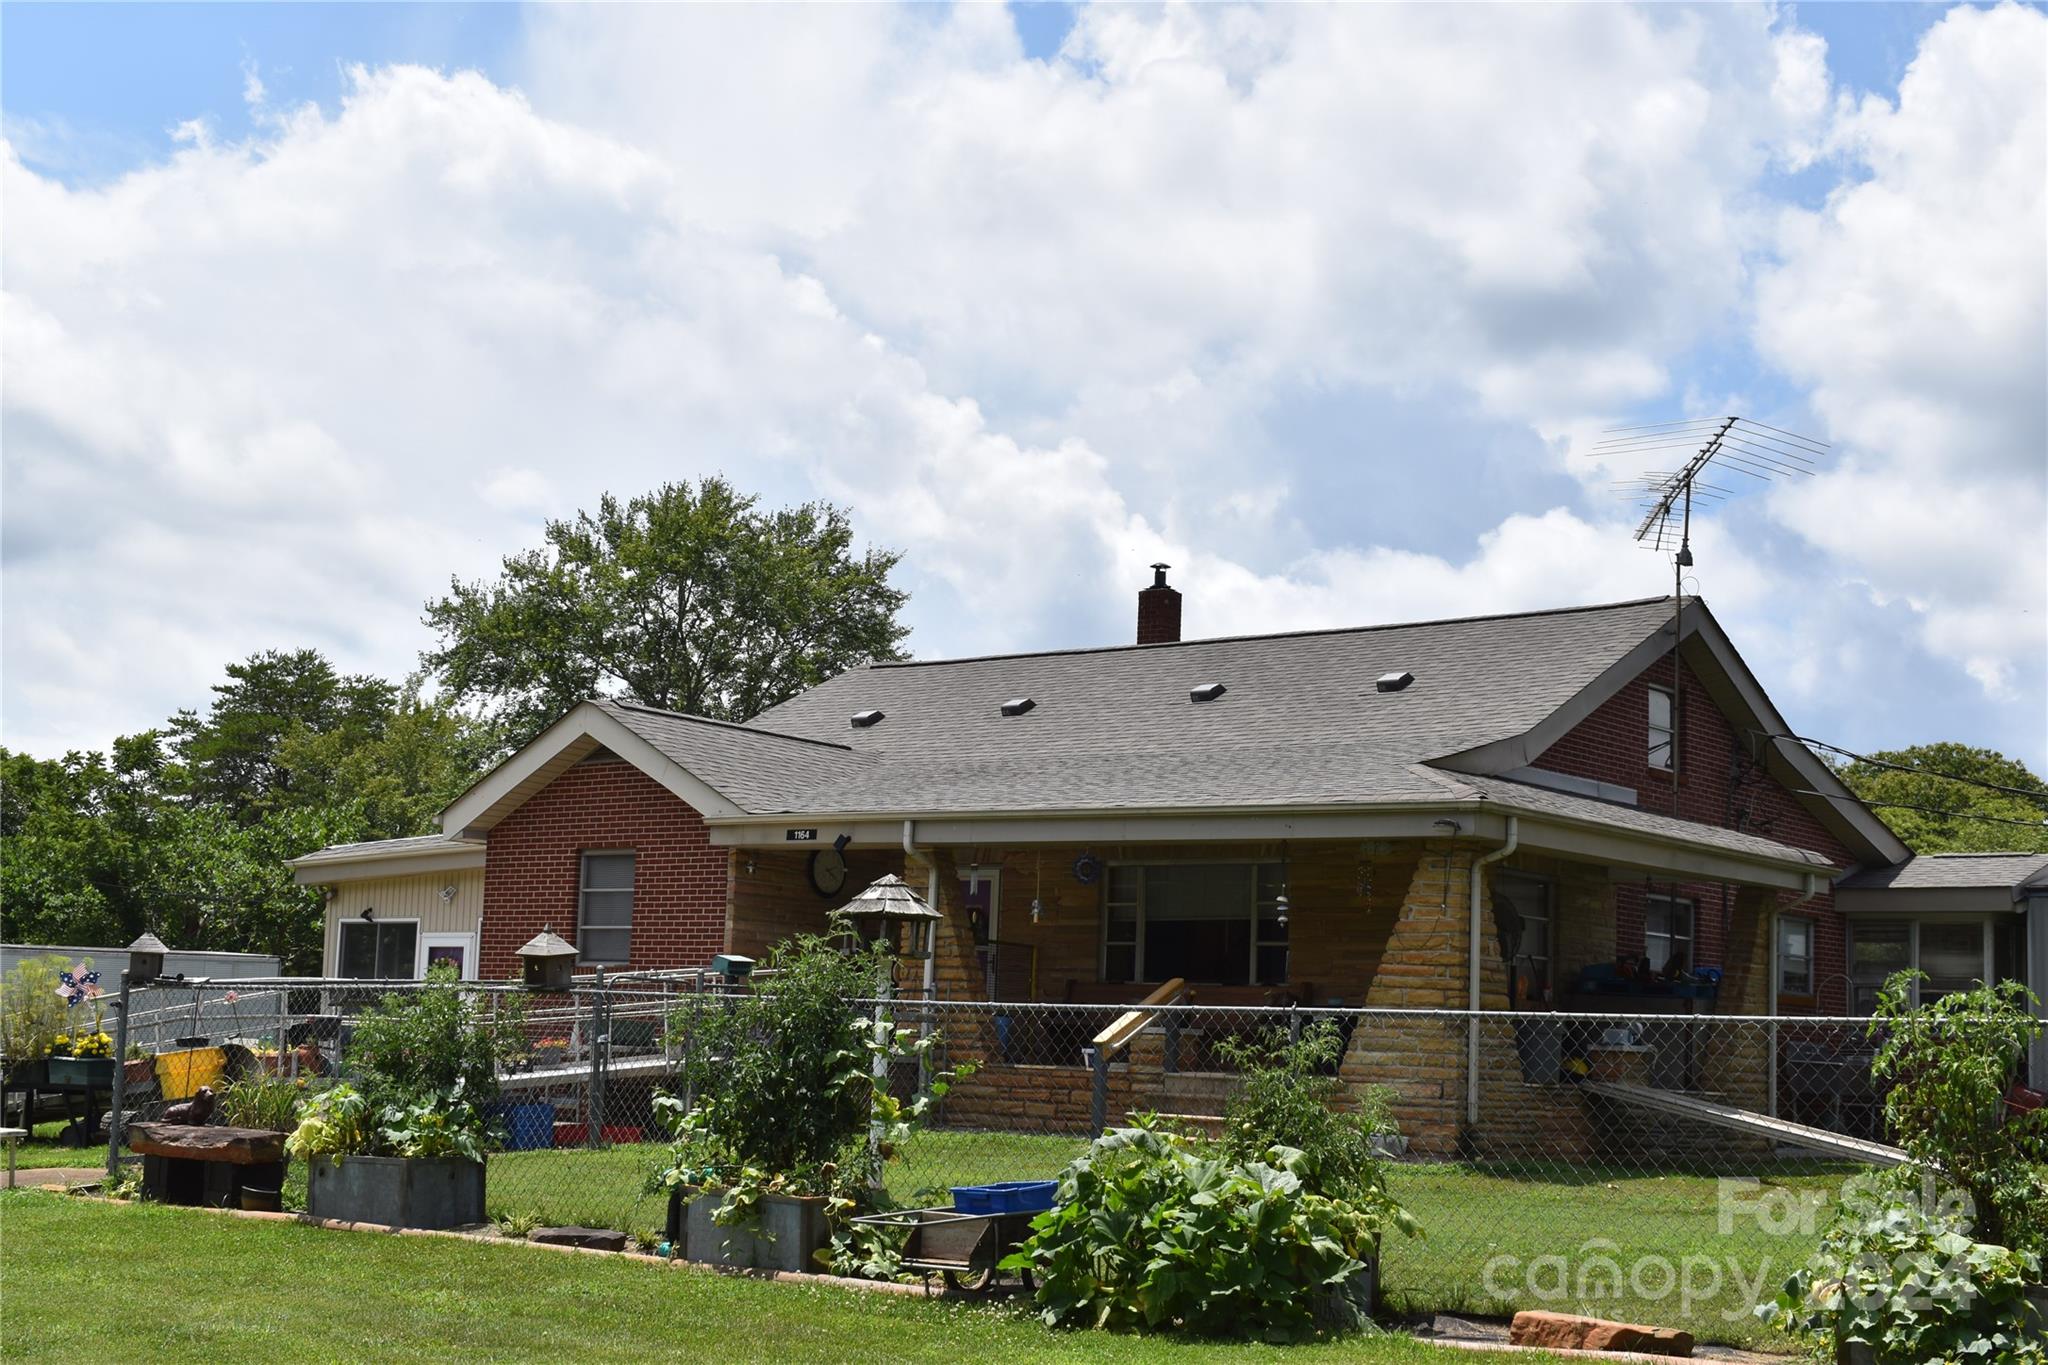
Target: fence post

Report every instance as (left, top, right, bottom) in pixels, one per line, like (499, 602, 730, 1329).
(1162, 1007, 1180, 1076)
(105, 971, 132, 1177)
(587, 968, 606, 1150)
(1288, 1003, 1301, 1045)
(1090, 1045, 1109, 1135)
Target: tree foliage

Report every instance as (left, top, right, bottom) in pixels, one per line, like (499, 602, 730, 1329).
(1835, 743, 2048, 855)
(422, 478, 909, 740)
(1, 657, 485, 971)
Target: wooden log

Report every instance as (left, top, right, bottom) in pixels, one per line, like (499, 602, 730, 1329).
(126, 1122, 286, 1165)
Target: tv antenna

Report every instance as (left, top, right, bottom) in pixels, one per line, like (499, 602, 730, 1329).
(1582, 415, 1827, 806)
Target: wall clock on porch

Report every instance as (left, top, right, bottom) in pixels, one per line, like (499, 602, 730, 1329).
(809, 847, 850, 898)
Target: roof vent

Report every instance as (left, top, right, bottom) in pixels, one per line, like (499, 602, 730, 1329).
(1375, 671, 1415, 694)
(1000, 697, 1036, 717)
(849, 709, 885, 729)
(1190, 682, 1227, 703)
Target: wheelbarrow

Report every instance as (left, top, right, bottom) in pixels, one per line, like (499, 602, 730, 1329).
(848, 1207, 1039, 1295)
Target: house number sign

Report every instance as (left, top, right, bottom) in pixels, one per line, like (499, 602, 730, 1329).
(785, 828, 818, 841)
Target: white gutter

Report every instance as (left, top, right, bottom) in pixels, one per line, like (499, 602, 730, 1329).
(1768, 871, 1822, 1120)
(1467, 816, 1519, 1127)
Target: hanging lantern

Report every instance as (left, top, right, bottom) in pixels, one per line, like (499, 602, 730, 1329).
(517, 926, 578, 991)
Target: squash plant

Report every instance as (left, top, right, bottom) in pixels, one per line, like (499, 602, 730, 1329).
(1004, 1120, 1401, 1342)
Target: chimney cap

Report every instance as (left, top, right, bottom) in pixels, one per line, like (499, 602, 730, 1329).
(1148, 563, 1171, 588)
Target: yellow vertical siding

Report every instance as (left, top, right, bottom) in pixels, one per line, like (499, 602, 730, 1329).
(320, 871, 486, 977)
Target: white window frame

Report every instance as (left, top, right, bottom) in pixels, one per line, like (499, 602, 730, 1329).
(1099, 860, 1287, 987)
(577, 850, 636, 966)
(1493, 871, 1554, 1003)
(1846, 917, 1998, 1012)
(1647, 685, 1675, 772)
(336, 917, 422, 980)
(420, 932, 479, 982)
(1777, 914, 1815, 998)
(1644, 894, 1694, 974)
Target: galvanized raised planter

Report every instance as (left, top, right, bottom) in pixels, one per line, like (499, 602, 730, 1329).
(665, 1188, 831, 1273)
(307, 1155, 485, 1230)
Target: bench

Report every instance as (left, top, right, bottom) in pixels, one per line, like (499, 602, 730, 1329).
(127, 1121, 287, 1210)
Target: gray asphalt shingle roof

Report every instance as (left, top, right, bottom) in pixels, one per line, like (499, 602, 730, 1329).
(289, 832, 483, 865)
(1836, 852, 2048, 892)
(592, 699, 870, 814)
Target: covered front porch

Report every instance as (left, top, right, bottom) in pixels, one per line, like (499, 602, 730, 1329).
(718, 810, 1831, 1157)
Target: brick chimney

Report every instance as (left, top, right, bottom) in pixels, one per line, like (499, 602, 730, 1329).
(1136, 563, 1182, 645)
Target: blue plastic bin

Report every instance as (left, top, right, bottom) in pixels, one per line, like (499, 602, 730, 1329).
(499, 1101, 555, 1151)
(951, 1181, 1057, 1215)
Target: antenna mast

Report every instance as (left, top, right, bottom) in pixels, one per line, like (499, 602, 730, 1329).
(1587, 416, 1826, 809)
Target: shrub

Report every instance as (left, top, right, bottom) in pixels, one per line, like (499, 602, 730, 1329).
(345, 966, 526, 1110)
(285, 1084, 373, 1162)
(1215, 1023, 1403, 1207)
(1869, 974, 2048, 1254)
(1758, 1168, 2047, 1364)
(1004, 1120, 1392, 1342)
(215, 1075, 311, 1132)
(1, 955, 88, 1065)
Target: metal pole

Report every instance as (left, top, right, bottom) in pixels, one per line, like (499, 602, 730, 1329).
(867, 988, 890, 1189)
(1090, 1046, 1109, 1135)
(587, 968, 607, 1150)
(106, 971, 131, 1177)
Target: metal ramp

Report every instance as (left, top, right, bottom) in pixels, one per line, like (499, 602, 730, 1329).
(1582, 1081, 1909, 1167)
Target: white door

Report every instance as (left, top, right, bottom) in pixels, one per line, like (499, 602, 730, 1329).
(420, 933, 478, 981)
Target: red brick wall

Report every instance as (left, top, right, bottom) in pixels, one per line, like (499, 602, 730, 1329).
(1535, 654, 1858, 1014)
(478, 757, 729, 979)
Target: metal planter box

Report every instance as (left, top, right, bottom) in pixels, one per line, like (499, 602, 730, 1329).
(665, 1188, 831, 1273)
(46, 1056, 114, 1088)
(307, 1155, 485, 1230)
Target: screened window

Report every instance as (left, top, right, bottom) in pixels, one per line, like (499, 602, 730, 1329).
(1492, 873, 1552, 1004)
(338, 920, 418, 979)
(578, 852, 635, 965)
(1644, 894, 1694, 974)
(1778, 915, 1814, 997)
(1918, 922, 1986, 1003)
(1100, 863, 1287, 987)
(1647, 686, 1675, 771)
(1848, 922, 1911, 1014)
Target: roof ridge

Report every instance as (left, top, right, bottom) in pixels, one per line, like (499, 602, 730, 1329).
(867, 595, 1683, 671)
(596, 697, 857, 753)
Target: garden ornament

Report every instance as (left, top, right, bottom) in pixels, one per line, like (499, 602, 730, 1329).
(161, 1086, 216, 1126)
(55, 967, 102, 1007)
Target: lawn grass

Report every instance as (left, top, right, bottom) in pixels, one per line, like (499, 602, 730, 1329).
(5, 1120, 113, 1169)
(479, 1129, 1838, 1350)
(0, 1194, 1571, 1363)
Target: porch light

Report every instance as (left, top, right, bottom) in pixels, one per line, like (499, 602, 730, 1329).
(838, 873, 943, 962)
(518, 926, 579, 992)
(127, 932, 169, 985)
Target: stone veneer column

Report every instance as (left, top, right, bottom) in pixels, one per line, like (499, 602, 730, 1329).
(1341, 843, 1509, 1154)
(1700, 885, 1774, 1134)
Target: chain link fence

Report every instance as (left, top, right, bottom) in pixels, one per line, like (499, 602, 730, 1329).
(97, 978, 2042, 1347)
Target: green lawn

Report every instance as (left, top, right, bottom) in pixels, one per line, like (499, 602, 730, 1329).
(481, 1130, 1839, 1350)
(6, 1120, 113, 1169)
(0, 1194, 1568, 1363)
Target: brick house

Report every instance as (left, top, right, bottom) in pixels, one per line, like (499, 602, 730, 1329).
(291, 574, 2041, 1148)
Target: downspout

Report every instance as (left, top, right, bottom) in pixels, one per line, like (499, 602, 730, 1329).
(1768, 872, 1822, 1121)
(1467, 816, 1520, 1128)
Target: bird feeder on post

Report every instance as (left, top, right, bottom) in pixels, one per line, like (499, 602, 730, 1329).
(518, 927, 578, 993)
(108, 932, 171, 1179)
(127, 932, 169, 986)
(837, 874, 941, 979)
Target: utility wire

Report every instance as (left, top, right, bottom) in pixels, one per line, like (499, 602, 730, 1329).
(1762, 732, 2048, 807)
(1784, 787, 2048, 830)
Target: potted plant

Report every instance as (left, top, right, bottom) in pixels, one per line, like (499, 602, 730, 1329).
(647, 926, 968, 1274)
(287, 967, 526, 1230)
(531, 1036, 568, 1067)
(2, 955, 86, 1086)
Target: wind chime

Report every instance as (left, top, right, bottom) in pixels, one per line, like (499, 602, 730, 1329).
(1030, 852, 1044, 924)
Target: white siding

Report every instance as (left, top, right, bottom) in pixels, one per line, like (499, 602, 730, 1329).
(321, 870, 485, 977)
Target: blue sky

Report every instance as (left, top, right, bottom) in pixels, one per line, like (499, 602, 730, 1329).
(3, 2, 2043, 780)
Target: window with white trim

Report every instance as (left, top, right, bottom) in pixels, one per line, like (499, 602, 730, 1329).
(338, 920, 419, 979)
(578, 851, 635, 965)
(1647, 685, 1675, 771)
(1777, 915, 1814, 996)
(1644, 894, 1694, 974)
(1100, 862, 1287, 986)
(1847, 920, 1992, 1013)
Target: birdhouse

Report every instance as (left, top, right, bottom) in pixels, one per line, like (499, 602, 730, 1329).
(127, 932, 169, 985)
(837, 874, 942, 961)
(518, 927, 578, 991)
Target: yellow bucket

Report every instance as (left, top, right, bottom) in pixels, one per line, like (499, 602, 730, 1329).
(156, 1047, 226, 1101)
